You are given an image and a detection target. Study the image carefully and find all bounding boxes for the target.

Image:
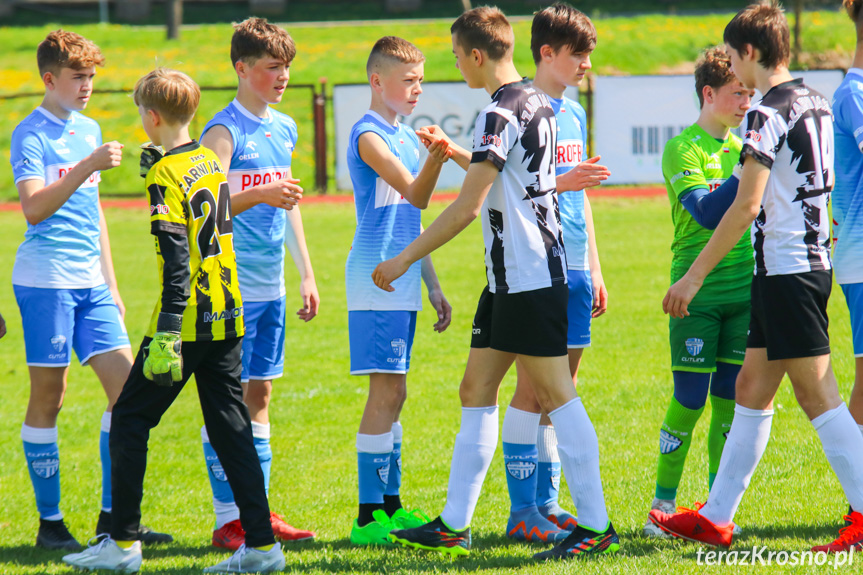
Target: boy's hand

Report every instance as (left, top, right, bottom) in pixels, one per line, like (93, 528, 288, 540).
(297, 276, 319, 322)
(663, 274, 702, 319)
(259, 178, 302, 211)
(426, 137, 452, 164)
(428, 289, 452, 332)
(372, 256, 410, 292)
(555, 156, 610, 192)
(417, 125, 455, 148)
(591, 271, 608, 318)
(88, 141, 124, 172)
(144, 313, 183, 386)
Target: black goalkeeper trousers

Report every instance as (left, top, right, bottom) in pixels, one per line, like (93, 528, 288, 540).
(109, 336, 275, 547)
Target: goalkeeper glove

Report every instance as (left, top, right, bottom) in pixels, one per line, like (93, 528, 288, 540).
(140, 142, 165, 178)
(144, 313, 183, 386)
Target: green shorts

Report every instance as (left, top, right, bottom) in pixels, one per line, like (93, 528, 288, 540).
(669, 300, 750, 372)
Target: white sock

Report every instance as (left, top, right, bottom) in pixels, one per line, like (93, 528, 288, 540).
(101, 412, 112, 433)
(537, 425, 559, 464)
(355, 432, 394, 454)
(548, 398, 608, 531)
(391, 421, 403, 443)
(250, 421, 270, 440)
(502, 406, 541, 444)
(440, 406, 499, 530)
(813, 404, 863, 513)
(701, 404, 773, 526)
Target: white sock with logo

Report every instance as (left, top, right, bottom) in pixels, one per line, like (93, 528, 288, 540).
(813, 404, 863, 513)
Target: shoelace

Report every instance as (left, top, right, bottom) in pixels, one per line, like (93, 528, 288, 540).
(226, 544, 250, 569)
(82, 536, 114, 553)
(833, 515, 863, 545)
(676, 502, 706, 514)
(403, 509, 431, 524)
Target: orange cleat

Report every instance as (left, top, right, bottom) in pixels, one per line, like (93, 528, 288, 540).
(270, 512, 315, 542)
(648, 502, 734, 548)
(812, 511, 863, 553)
(212, 519, 245, 550)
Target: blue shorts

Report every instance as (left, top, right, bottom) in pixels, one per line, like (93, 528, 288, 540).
(241, 297, 286, 382)
(348, 310, 417, 375)
(567, 269, 593, 348)
(842, 283, 863, 357)
(14, 284, 130, 367)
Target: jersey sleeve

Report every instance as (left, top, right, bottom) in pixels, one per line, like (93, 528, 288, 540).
(148, 167, 187, 236)
(838, 90, 863, 154)
(663, 138, 708, 197)
(10, 130, 46, 184)
(201, 116, 241, 160)
(471, 105, 518, 171)
(350, 123, 394, 166)
(741, 106, 786, 169)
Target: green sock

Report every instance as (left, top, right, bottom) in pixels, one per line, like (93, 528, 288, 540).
(655, 397, 704, 500)
(707, 395, 735, 489)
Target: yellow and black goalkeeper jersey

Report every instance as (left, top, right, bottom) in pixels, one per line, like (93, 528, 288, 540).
(145, 141, 244, 342)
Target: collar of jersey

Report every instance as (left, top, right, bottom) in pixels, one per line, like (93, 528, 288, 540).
(366, 109, 398, 130)
(36, 106, 70, 127)
(848, 68, 863, 81)
(491, 78, 531, 100)
(164, 140, 201, 157)
(232, 98, 272, 124)
(763, 77, 803, 99)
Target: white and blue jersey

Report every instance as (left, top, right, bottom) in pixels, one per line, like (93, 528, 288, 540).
(346, 111, 422, 311)
(550, 96, 588, 271)
(10, 107, 104, 288)
(832, 68, 863, 286)
(202, 99, 298, 302)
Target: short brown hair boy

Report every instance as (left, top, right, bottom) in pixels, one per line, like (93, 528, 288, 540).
(694, 46, 737, 108)
(451, 6, 513, 61)
(530, 2, 596, 64)
(231, 17, 296, 67)
(133, 68, 201, 126)
(366, 36, 424, 77)
(723, 0, 790, 69)
(37, 29, 105, 75)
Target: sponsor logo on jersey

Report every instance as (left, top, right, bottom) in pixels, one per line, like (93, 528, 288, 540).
(50, 163, 101, 186)
(391, 338, 406, 358)
(685, 338, 704, 356)
(670, 169, 696, 185)
(506, 459, 536, 480)
(50, 334, 67, 352)
(231, 169, 292, 191)
(659, 429, 683, 454)
(246, 141, 257, 151)
(204, 307, 244, 323)
(556, 140, 583, 166)
(472, 326, 481, 335)
(31, 457, 60, 479)
(377, 462, 390, 485)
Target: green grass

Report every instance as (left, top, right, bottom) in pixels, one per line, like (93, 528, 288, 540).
(0, 195, 858, 573)
(0, 8, 858, 200)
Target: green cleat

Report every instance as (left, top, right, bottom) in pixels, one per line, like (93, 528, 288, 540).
(350, 509, 396, 546)
(390, 508, 431, 530)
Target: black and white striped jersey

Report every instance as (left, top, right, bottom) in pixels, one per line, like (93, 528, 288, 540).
(471, 79, 566, 294)
(741, 78, 833, 276)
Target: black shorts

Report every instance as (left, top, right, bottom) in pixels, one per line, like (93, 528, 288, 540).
(470, 284, 568, 357)
(747, 269, 831, 360)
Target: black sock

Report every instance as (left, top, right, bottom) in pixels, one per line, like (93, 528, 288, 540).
(383, 495, 403, 516)
(357, 503, 386, 527)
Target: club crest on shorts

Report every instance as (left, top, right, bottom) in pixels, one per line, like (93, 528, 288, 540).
(659, 430, 683, 454)
(390, 338, 406, 358)
(685, 337, 704, 356)
(506, 460, 536, 481)
(50, 334, 67, 353)
(31, 457, 60, 479)
(377, 463, 390, 485)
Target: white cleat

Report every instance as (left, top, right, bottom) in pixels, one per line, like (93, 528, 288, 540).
(643, 498, 676, 538)
(62, 538, 142, 573)
(204, 542, 285, 573)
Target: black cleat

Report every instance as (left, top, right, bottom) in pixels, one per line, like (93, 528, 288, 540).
(36, 518, 82, 551)
(533, 522, 620, 561)
(389, 516, 470, 557)
(96, 510, 174, 545)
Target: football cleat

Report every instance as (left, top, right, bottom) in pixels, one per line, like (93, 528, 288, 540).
(648, 502, 734, 548)
(389, 516, 471, 557)
(36, 518, 82, 551)
(642, 498, 675, 538)
(213, 519, 246, 551)
(95, 511, 173, 545)
(506, 507, 568, 543)
(533, 522, 620, 560)
(203, 542, 285, 573)
(269, 512, 315, 542)
(390, 508, 431, 530)
(350, 509, 396, 546)
(538, 502, 578, 531)
(62, 538, 142, 573)
(812, 511, 863, 553)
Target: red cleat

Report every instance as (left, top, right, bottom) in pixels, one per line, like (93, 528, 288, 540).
(270, 512, 315, 542)
(212, 519, 245, 550)
(648, 502, 734, 548)
(812, 511, 863, 553)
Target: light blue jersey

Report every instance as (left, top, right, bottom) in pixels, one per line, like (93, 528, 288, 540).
(10, 107, 104, 288)
(549, 96, 589, 271)
(346, 111, 422, 311)
(202, 99, 298, 301)
(833, 68, 863, 285)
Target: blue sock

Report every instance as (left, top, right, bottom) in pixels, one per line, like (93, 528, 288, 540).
(536, 461, 561, 508)
(356, 433, 393, 505)
(202, 426, 236, 508)
(385, 423, 402, 497)
(503, 442, 539, 512)
(22, 424, 62, 520)
(100, 412, 112, 511)
(251, 422, 272, 496)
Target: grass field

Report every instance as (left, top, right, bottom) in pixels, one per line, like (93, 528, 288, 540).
(0, 8, 858, 200)
(0, 195, 858, 573)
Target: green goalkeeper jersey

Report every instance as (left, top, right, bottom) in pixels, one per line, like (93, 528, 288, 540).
(663, 123, 753, 306)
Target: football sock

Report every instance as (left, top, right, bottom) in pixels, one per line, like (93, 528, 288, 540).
(357, 432, 393, 526)
(251, 422, 272, 496)
(707, 395, 735, 489)
(701, 404, 773, 526)
(254, 543, 275, 552)
(548, 398, 609, 532)
(672, 370, 710, 410)
(536, 425, 562, 508)
(812, 403, 863, 513)
(502, 406, 541, 512)
(100, 411, 112, 512)
(22, 424, 62, 520)
(115, 540, 136, 550)
(384, 422, 402, 503)
(655, 397, 703, 500)
(440, 406, 498, 531)
(201, 425, 240, 528)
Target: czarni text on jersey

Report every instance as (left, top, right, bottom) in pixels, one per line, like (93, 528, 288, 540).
(179, 159, 224, 193)
(787, 94, 831, 130)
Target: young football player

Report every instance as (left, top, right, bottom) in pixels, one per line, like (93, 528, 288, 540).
(199, 17, 316, 550)
(345, 35, 453, 546)
(63, 67, 285, 574)
(10, 29, 169, 550)
(376, 7, 618, 560)
(643, 45, 754, 536)
(653, 1, 863, 552)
